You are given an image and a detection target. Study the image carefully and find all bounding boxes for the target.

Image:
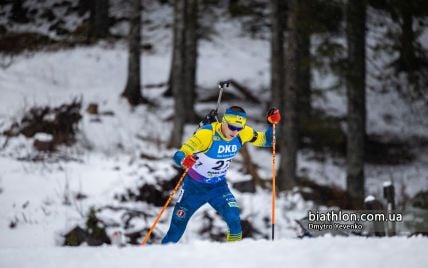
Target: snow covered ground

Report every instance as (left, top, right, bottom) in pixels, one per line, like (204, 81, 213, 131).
(1, 237, 428, 268)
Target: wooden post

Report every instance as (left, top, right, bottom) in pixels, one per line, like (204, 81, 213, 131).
(364, 195, 385, 237)
(383, 181, 396, 236)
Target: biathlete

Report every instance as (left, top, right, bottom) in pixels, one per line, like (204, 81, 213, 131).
(162, 106, 281, 243)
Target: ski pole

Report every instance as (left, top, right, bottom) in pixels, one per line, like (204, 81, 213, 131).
(141, 168, 189, 246)
(271, 123, 277, 240)
(214, 80, 231, 120)
(197, 80, 230, 129)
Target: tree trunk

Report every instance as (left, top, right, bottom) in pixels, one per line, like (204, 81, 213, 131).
(183, 0, 199, 123)
(399, 6, 416, 72)
(298, 0, 311, 119)
(121, 0, 144, 106)
(239, 144, 265, 189)
(92, 0, 110, 39)
(346, 0, 366, 209)
(270, 0, 285, 108)
(163, 60, 174, 97)
(78, 0, 92, 16)
(278, 0, 300, 190)
(168, 0, 187, 148)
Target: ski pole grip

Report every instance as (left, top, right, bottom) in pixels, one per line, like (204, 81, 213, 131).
(218, 80, 231, 88)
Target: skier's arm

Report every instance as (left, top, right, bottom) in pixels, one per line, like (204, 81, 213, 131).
(239, 108, 280, 148)
(239, 125, 273, 147)
(172, 128, 212, 166)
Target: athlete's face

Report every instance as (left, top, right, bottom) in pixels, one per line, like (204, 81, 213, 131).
(221, 122, 242, 139)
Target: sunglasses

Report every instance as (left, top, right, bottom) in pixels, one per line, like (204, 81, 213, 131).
(227, 123, 243, 132)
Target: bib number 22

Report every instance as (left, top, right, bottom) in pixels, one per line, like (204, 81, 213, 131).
(212, 159, 232, 171)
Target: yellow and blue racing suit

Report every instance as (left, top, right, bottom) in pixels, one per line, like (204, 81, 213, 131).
(161, 122, 272, 243)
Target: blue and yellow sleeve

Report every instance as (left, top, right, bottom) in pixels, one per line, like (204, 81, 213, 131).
(172, 124, 214, 166)
(239, 125, 273, 147)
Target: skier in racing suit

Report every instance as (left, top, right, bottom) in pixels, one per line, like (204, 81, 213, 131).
(161, 106, 281, 243)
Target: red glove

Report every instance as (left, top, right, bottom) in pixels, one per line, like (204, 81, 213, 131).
(267, 108, 281, 124)
(182, 155, 197, 168)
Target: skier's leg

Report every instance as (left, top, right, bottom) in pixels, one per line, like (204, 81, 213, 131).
(161, 204, 196, 244)
(208, 186, 242, 242)
(161, 179, 205, 244)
